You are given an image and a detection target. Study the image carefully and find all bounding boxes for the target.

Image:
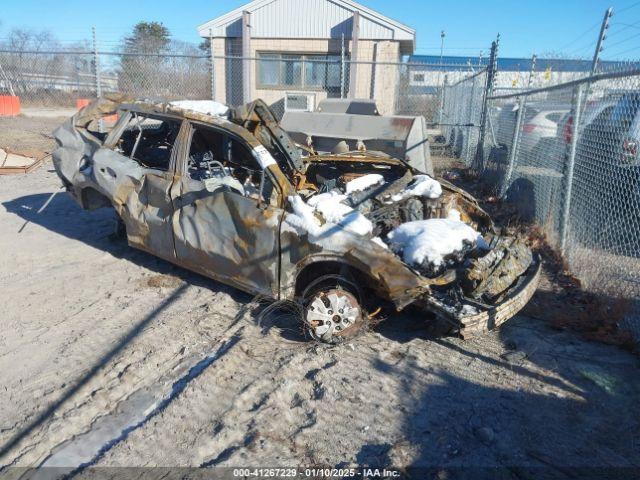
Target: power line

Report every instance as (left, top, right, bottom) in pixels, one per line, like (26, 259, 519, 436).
(616, 0, 640, 14)
(567, 39, 597, 56)
(606, 19, 640, 38)
(557, 20, 601, 51)
(602, 42, 640, 58)
(603, 29, 640, 49)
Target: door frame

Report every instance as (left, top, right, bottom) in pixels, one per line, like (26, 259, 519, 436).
(170, 119, 287, 297)
(100, 108, 189, 258)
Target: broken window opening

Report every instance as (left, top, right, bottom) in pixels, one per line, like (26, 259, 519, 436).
(187, 125, 278, 206)
(116, 113, 181, 171)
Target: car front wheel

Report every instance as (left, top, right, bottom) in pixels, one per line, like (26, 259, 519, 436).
(303, 285, 365, 344)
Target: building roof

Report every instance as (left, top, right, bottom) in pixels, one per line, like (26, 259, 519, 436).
(408, 55, 625, 72)
(197, 0, 415, 52)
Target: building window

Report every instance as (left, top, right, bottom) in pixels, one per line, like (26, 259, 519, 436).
(257, 52, 348, 92)
(413, 73, 425, 82)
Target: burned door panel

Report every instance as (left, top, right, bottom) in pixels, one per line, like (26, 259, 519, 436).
(96, 112, 182, 256)
(172, 187, 281, 297)
(90, 148, 176, 256)
(171, 121, 282, 297)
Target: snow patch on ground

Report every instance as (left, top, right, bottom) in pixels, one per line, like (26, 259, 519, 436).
(169, 100, 229, 117)
(387, 218, 482, 268)
(286, 193, 373, 238)
(345, 174, 385, 194)
(391, 175, 442, 202)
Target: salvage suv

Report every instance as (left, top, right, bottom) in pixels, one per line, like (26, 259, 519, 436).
(53, 95, 541, 343)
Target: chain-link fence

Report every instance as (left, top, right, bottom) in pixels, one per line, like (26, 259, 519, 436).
(460, 69, 640, 303)
(0, 47, 486, 121)
(0, 49, 211, 107)
(440, 69, 489, 165)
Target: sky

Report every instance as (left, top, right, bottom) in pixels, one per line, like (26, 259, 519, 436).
(1, 0, 639, 60)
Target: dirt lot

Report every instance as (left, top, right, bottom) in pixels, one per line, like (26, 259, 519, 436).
(1, 119, 639, 477)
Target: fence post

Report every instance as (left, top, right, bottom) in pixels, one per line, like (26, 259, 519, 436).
(499, 54, 536, 198)
(209, 29, 215, 101)
(439, 74, 448, 126)
(241, 10, 252, 104)
(92, 26, 103, 133)
(473, 36, 499, 171)
(500, 96, 526, 198)
(340, 33, 346, 99)
(464, 75, 477, 162)
(560, 83, 584, 255)
(591, 8, 613, 75)
(348, 11, 360, 99)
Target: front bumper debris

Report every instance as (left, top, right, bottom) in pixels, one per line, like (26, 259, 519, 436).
(419, 254, 542, 338)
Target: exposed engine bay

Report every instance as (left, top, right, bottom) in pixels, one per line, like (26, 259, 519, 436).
(291, 153, 534, 307)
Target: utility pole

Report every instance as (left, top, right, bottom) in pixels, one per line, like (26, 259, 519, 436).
(591, 7, 613, 75)
(92, 26, 101, 100)
(528, 54, 537, 89)
(348, 11, 360, 99)
(241, 10, 252, 104)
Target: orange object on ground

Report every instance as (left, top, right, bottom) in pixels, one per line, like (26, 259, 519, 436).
(76, 98, 91, 109)
(0, 96, 20, 116)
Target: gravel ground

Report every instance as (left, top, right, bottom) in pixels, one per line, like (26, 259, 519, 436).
(0, 127, 639, 477)
(0, 116, 62, 159)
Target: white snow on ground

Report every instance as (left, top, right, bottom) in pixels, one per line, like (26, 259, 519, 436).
(286, 193, 373, 238)
(169, 100, 229, 117)
(345, 174, 385, 194)
(387, 218, 483, 268)
(391, 175, 442, 202)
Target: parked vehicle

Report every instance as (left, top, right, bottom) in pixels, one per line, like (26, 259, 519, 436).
(495, 102, 569, 164)
(53, 95, 540, 343)
(569, 93, 640, 253)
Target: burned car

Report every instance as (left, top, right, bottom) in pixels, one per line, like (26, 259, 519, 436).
(53, 95, 540, 343)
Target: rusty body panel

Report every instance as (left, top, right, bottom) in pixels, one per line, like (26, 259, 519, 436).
(171, 175, 282, 297)
(52, 96, 540, 340)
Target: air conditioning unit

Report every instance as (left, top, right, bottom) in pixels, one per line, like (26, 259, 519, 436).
(284, 92, 316, 112)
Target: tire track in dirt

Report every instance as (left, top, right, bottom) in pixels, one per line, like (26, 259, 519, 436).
(39, 326, 245, 474)
(0, 280, 246, 468)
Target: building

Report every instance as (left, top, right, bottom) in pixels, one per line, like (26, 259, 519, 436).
(407, 55, 627, 92)
(197, 0, 415, 115)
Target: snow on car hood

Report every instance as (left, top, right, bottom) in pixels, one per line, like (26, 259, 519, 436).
(285, 193, 373, 238)
(284, 174, 385, 238)
(169, 100, 230, 117)
(390, 175, 442, 202)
